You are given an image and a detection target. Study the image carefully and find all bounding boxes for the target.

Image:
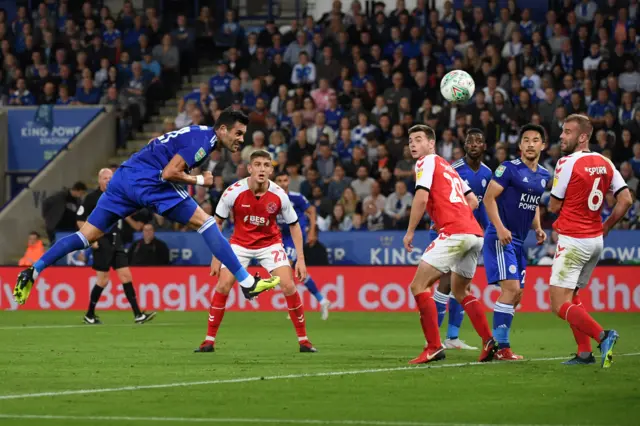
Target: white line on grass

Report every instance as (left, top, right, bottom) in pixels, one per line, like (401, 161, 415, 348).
(1, 352, 638, 401)
(0, 414, 594, 426)
(0, 323, 183, 331)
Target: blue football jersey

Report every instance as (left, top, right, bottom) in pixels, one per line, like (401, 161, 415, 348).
(278, 191, 311, 240)
(209, 73, 234, 94)
(452, 158, 493, 230)
(124, 125, 217, 172)
(485, 159, 551, 242)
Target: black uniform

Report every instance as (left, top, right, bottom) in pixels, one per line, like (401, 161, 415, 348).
(77, 189, 129, 272)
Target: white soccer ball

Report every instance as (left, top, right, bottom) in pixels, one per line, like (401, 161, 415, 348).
(440, 70, 475, 103)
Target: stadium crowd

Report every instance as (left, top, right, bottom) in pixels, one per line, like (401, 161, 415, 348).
(4, 0, 640, 259)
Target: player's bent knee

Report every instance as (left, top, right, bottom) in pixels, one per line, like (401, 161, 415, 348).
(548, 286, 573, 314)
(271, 266, 296, 295)
(79, 222, 105, 243)
(215, 270, 236, 295)
(187, 206, 211, 229)
(499, 280, 520, 303)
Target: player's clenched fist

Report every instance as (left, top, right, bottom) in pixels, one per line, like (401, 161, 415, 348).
(202, 171, 214, 186)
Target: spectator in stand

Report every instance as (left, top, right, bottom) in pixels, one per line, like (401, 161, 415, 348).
(383, 180, 413, 229)
(328, 164, 352, 202)
(241, 131, 268, 163)
(351, 165, 376, 200)
(291, 52, 316, 88)
(129, 224, 170, 266)
(42, 181, 87, 243)
(621, 162, 640, 193)
(172, 14, 196, 83)
(9, 78, 36, 105)
(76, 77, 101, 105)
(19, 232, 46, 267)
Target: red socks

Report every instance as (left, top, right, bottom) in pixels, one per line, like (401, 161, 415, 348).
(558, 302, 603, 343)
(462, 295, 493, 342)
(570, 294, 592, 353)
(205, 291, 228, 342)
(286, 291, 308, 342)
(414, 292, 441, 350)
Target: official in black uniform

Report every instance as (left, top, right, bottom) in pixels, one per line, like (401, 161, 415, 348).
(77, 168, 156, 325)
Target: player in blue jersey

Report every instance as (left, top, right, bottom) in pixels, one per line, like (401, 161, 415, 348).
(482, 123, 549, 360)
(14, 109, 280, 306)
(275, 172, 332, 320)
(431, 129, 493, 350)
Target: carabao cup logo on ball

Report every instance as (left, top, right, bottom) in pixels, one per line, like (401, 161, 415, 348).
(441, 70, 475, 103)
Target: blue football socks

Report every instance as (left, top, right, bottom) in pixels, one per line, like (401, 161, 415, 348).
(493, 302, 515, 349)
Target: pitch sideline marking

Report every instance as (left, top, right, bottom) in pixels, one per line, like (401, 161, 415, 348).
(0, 323, 184, 331)
(1, 352, 639, 401)
(0, 413, 593, 426)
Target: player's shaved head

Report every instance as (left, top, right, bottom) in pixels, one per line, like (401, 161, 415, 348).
(560, 114, 592, 155)
(565, 114, 593, 140)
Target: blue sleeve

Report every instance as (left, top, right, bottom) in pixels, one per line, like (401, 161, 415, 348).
(176, 128, 210, 169)
(492, 162, 512, 189)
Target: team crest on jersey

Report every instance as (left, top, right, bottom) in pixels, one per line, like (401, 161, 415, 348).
(481, 179, 487, 187)
(195, 147, 206, 162)
(266, 202, 278, 214)
(495, 165, 506, 177)
(541, 179, 546, 188)
(509, 265, 517, 274)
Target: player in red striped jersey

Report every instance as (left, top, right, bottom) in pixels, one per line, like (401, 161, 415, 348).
(548, 114, 632, 367)
(195, 150, 316, 353)
(404, 125, 498, 364)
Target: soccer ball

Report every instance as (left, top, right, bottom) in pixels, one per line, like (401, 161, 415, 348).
(440, 70, 475, 103)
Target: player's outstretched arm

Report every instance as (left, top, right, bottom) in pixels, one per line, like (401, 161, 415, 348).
(161, 154, 214, 186)
(603, 188, 633, 236)
(403, 189, 428, 252)
(483, 181, 512, 245)
(289, 222, 308, 281)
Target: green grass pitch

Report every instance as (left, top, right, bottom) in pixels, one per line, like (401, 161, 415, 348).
(1, 310, 639, 426)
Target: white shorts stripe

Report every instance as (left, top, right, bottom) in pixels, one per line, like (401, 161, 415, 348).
(198, 217, 216, 234)
(495, 241, 504, 281)
(170, 182, 188, 199)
